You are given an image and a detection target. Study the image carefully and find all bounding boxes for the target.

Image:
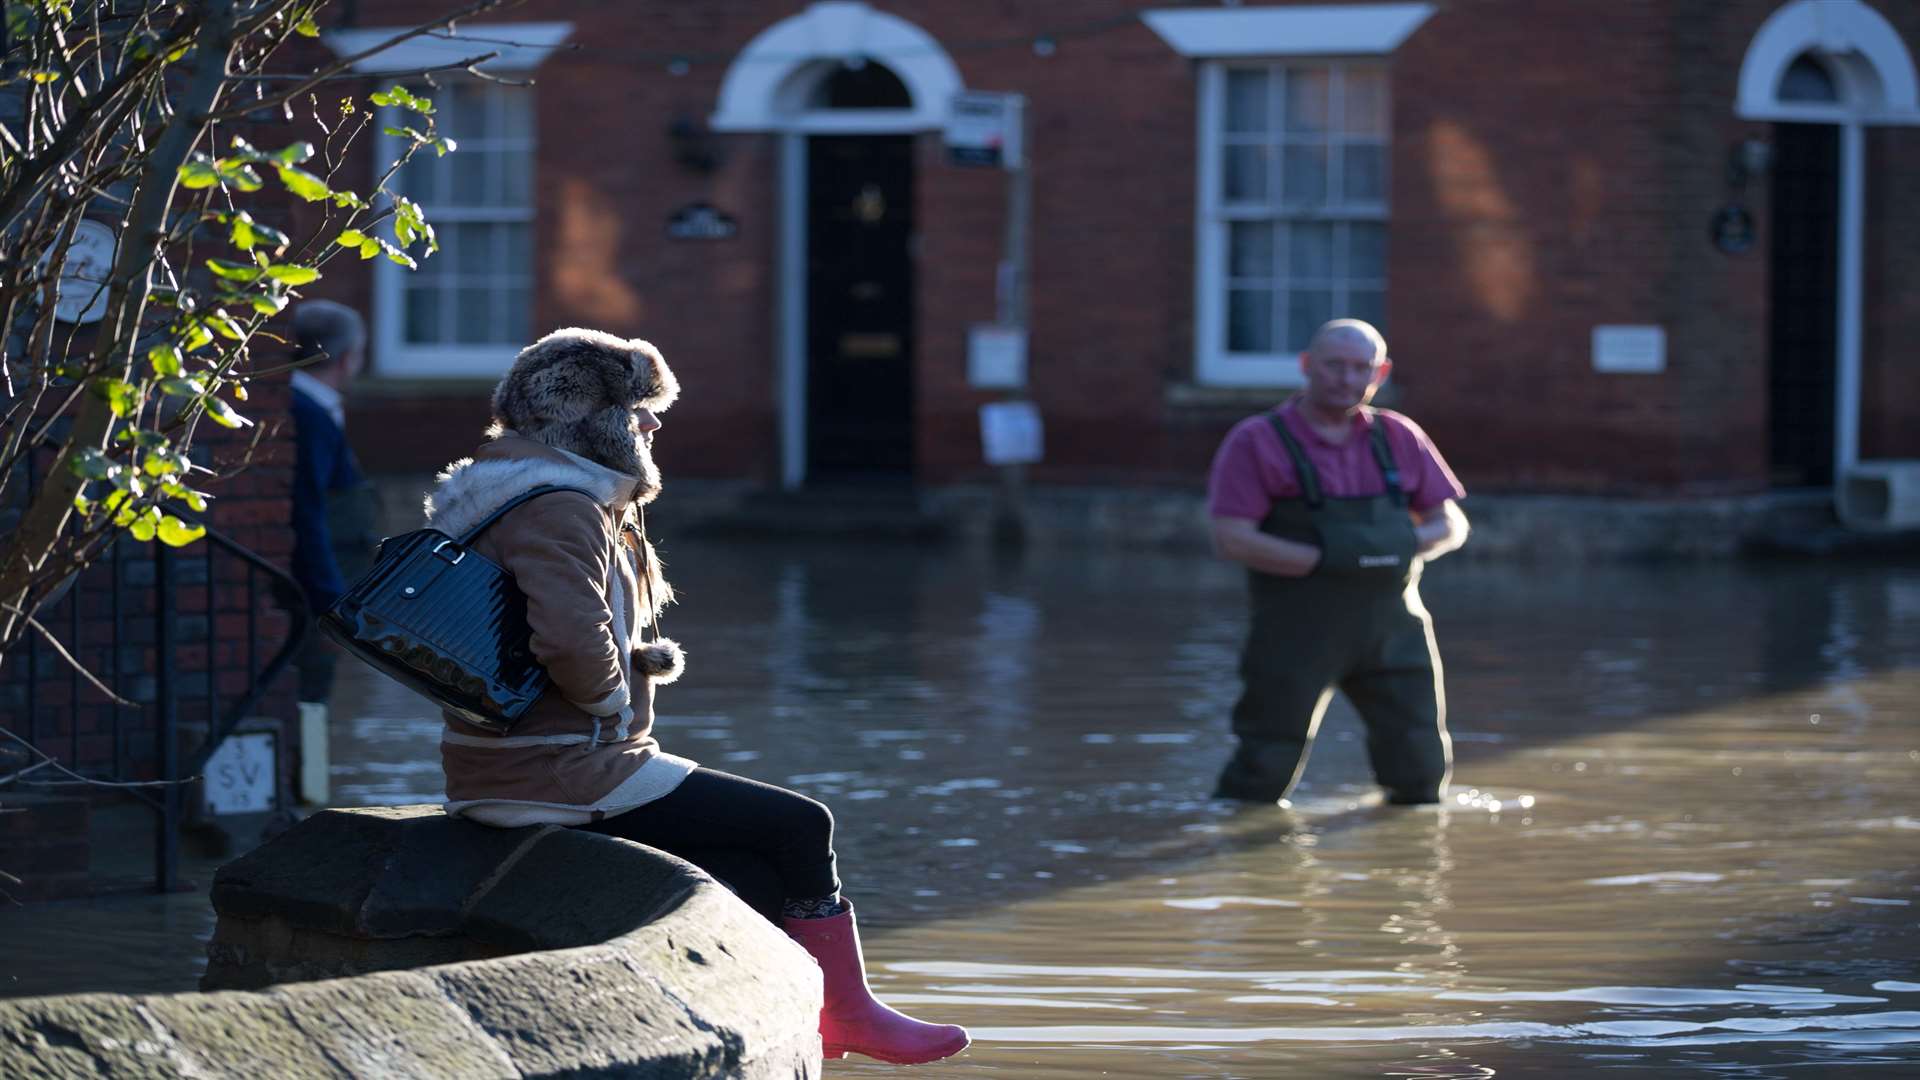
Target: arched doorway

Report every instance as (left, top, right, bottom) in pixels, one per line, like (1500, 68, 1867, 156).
(710, 2, 965, 489)
(1735, 1, 1920, 488)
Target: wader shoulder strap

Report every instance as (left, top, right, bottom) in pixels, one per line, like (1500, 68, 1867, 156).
(1363, 412, 1407, 507)
(1265, 414, 1324, 509)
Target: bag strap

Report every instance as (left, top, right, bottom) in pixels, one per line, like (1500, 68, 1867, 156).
(454, 484, 603, 545)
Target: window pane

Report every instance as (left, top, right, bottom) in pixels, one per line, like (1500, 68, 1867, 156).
(1225, 70, 1268, 133)
(1349, 222, 1388, 281)
(1287, 289, 1333, 351)
(501, 149, 532, 207)
(451, 222, 492, 277)
(1347, 288, 1386, 332)
(1281, 144, 1328, 205)
(1344, 68, 1389, 136)
(1228, 289, 1274, 352)
(503, 222, 532, 277)
(451, 152, 487, 206)
(452, 82, 494, 139)
(1223, 145, 1268, 203)
(1289, 222, 1335, 280)
(403, 287, 441, 344)
(500, 284, 531, 345)
(499, 89, 534, 139)
(397, 157, 438, 204)
(1343, 144, 1387, 202)
(1284, 68, 1330, 134)
(454, 288, 493, 343)
(1229, 221, 1274, 279)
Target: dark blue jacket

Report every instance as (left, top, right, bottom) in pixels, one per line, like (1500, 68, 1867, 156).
(289, 385, 366, 613)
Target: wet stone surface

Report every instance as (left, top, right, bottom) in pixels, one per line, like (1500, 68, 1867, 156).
(6, 540, 1920, 1076)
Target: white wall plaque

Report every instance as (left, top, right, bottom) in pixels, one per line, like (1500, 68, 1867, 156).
(202, 732, 276, 815)
(1592, 325, 1667, 374)
(51, 219, 116, 325)
(980, 401, 1044, 465)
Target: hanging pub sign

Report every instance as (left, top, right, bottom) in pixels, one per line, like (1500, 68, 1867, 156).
(1710, 203, 1755, 255)
(665, 202, 738, 241)
(946, 90, 1026, 169)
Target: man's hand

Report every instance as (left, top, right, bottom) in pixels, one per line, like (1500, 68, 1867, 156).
(1211, 517, 1322, 577)
(1412, 500, 1470, 560)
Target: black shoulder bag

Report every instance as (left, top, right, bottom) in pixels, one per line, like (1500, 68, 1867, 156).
(319, 485, 597, 734)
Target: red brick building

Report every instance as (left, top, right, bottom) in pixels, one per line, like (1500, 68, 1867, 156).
(306, 0, 1919, 500)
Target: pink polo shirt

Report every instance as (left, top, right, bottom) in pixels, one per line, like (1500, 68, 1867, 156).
(1208, 399, 1466, 520)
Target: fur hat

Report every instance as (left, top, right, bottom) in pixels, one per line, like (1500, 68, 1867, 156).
(487, 328, 679, 478)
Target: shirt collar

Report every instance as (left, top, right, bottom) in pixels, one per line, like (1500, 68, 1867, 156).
(1279, 397, 1373, 447)
(289, 370, 344, 426)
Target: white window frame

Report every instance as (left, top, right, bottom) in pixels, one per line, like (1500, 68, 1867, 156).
(1194, 60, 1390, 388)
(371, 80, 536, 378)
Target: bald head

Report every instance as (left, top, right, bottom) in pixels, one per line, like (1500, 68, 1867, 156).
(1306, 318, 1387, 364)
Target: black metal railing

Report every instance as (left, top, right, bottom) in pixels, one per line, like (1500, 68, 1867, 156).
(3, 455, 306, 893)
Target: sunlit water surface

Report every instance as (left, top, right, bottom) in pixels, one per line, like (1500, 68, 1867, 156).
(7, 543, 1919, 1077)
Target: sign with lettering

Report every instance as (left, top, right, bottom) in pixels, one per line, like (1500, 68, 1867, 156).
(665, 202, 738, 241)
(967, 324, 1027, 388)
(946, 91, 1026, 169)
(202, 732, 276, 815)
(980, 401, 1044, 465)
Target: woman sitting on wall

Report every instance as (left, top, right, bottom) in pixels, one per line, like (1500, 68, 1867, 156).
(422, 328, 968, 1067)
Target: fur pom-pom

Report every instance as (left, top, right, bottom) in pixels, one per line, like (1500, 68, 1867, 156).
(632, 639, 685, 684)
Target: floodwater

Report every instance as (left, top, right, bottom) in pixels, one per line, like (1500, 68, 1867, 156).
(7, 539, 1920, 1077)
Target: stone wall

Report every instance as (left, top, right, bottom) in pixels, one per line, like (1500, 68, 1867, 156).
(0, 806, 823, 1079)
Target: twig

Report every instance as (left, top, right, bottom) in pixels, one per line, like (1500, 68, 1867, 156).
(0, 603, 137, 707)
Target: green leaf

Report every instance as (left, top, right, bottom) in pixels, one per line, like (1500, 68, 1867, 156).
(72, 492, 92, 515)
(435, 137, 457, 157)
(358, 238, 380, 260)
(275, 141, 315, 165)
(378, 237, 418, 270)
(370, 86, 433, 114)
(177, 155, 220, 189)
(102, 488, 134, 524)
(70, 447, 116, 482)
(29, 70, 61, 84)
(158, 376, 206, 397)
(229, 135, 260, 158)
(91, 377, 140, 418)
(264, 264, 320, 285)
(276, 164, 330, 202)
(330, 190, 369, 210)
(294, 13, 319, 37)
(206, 310, 245, 340)
(335, 228, 367, 246)
(250, 293, 288, 315)
(183, 322, 213, 351)
(204, 396, 252, 429)
(128, 507, 160, 543)
(205, 258, 261, 282)
(156, 515, 205, 547)
(216, 161, 265, 192)
(147, 342, 183, 377)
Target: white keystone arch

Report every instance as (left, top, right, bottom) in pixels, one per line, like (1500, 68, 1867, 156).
(710, 2, 964, 134)
(1736, 0, 1920, 124)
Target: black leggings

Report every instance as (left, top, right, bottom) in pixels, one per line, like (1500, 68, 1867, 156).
(579, 767, 840, 923)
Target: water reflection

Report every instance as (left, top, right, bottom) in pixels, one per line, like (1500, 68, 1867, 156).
(4, 543, 1916, 1076)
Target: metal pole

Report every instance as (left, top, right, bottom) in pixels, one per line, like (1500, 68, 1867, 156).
(993, 98, 1032, 547)
(154, 542, 178, 893)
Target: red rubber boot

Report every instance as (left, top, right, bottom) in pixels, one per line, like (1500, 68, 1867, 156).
(781, 901, 970, 1065)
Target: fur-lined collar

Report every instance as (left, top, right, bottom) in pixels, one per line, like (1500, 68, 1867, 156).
(424, 435, 640, 538)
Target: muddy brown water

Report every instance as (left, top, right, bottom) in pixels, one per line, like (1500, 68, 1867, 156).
(6, 541, 1918, 1077)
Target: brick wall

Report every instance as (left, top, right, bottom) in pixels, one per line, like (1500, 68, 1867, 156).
(319, 0, 1916, 496)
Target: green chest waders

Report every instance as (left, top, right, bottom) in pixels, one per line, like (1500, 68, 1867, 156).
(1212, 413, 1452, 805)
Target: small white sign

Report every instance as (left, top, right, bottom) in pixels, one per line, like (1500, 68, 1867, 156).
(202, 732, 276, 815)
(49, 219, 116, 325)
(1592, 325, 1666, 374)
(968, 324, 1028, 388)
(980, 401, 1044, 466)
(946, 91, 1025, 169)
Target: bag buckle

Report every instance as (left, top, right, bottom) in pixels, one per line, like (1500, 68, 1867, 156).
(431, 539, 467, 565)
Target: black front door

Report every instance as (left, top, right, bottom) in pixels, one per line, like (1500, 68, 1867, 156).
(1767, 122, 1840, 488)
(806, 134, 914, 482)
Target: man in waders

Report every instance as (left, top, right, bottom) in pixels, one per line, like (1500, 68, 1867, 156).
(1207, 319, 1469, 806)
